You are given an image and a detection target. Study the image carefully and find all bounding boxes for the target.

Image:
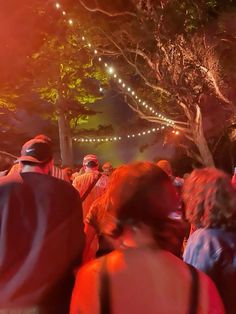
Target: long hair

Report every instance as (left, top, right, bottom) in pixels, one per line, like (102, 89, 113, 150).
(100, 162, 181, 248)
(183, 167, 236, 229)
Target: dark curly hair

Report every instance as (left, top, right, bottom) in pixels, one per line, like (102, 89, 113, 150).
(183, 168, 236, 230)
(99, 162, 186, 255)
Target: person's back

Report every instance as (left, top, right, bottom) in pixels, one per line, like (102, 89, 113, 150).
(184, 228, 236, 314)
(71, 247, 224, 314)
(183, 167, 236, 314)
(0, 172, 84, 311)
(73, 155, 108, 219)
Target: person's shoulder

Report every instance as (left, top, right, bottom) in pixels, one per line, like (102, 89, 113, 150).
(48, 174, 77, 191)
(74, 172, 93, 182)
(0, 173, 22, 187)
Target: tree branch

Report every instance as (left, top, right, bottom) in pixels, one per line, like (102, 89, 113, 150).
(199, 65, 233, 105)
(78, 0, 137, 17)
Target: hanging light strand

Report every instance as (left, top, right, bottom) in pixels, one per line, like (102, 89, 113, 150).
(54, 2, 176, 128)
(72, 125, 182, 144)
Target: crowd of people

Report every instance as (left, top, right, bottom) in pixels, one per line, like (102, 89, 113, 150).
(0, 134, 236, 313)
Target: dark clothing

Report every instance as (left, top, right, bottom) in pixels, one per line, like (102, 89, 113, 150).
(184, 228, 236, 314)
(0, 173, 85, 312)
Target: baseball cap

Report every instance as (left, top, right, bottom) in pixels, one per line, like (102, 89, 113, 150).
(157, 160, 172, 176)
(34, 134, 52, 145)
(102, 162, 113, 171)
(16, 139, 53, 164)
(83, 154, 98, 167)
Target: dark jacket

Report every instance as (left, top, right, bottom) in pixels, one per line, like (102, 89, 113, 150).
(0, 173, 85, 313)
(184, 228, 236, 314)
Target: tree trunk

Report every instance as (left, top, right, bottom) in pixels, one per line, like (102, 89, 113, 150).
(191, 105, 215, 167)
(58, 107, 74, 166)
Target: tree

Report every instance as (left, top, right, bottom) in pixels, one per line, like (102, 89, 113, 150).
(0, 1, 110, 166)
(76, 0, 236, 166)
(27, 16, 109, 165)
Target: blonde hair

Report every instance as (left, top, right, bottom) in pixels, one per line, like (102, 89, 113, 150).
(183, 168, 236, 229)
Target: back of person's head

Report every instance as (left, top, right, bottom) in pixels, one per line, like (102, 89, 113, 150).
(16, 138, 53, 168)
(156, 160, 172, 177)
(183, 167, 236, 229)
(83, 154, 99, 169)
(102, 162, 178, 242)
(102, 162, 113, 177)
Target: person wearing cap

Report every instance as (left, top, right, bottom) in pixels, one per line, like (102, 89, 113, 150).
(7, 134, 70, 182)
(0, 139, 85, 313)
(73, 154, 109, 220)
(102, 162, 114, 177)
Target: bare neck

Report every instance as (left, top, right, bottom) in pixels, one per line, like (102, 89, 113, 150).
(21, 164, 50, 175)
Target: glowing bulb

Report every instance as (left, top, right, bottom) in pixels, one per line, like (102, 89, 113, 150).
(99, 87, 103, 92)
(94, 50, 98, 54)
(161, 126, 165, 129)
(127, 135, 130, 138)
(122, 83, 126, 87)
(82, 36, 85, 41)
(127, 87, 131, 92)
(104, 63, 108, 67)
(62, 11, 66, 15)
(142, 132, 146, 135)
(68, 19, 73, 25)
(142, 102, 145, 106)
(135, 96, 138, 99)
(138, 99, 141, 103)
(114, 74, 117, 78)
(98, 57, 102, 62)
(88, 43, 91, 47)
(56, 3, 61, 9)
(148, 130, 151, 134)
(175, 131, 179, 135)
(132, 91, 135, 95)
(108, 67, 114, 74)
(118, 79, 122, 83)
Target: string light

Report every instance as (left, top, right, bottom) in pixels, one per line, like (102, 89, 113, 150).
(53, 2, 176, 128)
(108, 67, 114, 74)
(73, 126, 167, 143)
(172, 130, 179, 135)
